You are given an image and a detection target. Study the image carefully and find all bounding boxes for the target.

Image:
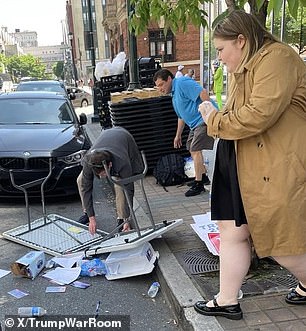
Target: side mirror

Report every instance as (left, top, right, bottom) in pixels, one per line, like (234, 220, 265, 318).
(79, 113, 87, 125)
(69, 92, 76, 100)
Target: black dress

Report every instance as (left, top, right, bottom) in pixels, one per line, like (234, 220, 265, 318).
(211, 139, 247, 226)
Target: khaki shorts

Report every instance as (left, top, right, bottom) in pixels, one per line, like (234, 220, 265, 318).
(186, 123, 214, 152)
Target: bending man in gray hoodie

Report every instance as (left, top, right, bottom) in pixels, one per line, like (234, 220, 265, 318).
(77, 126, 144, 235)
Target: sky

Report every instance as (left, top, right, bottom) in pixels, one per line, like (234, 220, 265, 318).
(0, 0, 66, 46)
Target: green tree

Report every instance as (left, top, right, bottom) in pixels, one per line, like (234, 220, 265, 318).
(6, 54, 47, 82)
(53, 61, 65, 80)
(129, 0, 306, 34)
(0, 53, 8, 74)
(267, 5, 305, 53)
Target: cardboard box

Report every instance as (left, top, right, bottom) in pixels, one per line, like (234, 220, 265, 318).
(11, 251, 46, 280)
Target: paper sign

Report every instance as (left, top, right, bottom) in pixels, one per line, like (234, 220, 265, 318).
(191, 213, 220, 256)
(207, 233, 220, 255)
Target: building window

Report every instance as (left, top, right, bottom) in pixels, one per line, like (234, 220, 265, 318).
(105, 31, 110, 59)
(148, 29, 174, 62)
(119, 34, 124, 52)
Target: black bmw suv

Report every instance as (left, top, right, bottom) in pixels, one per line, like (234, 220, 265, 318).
(0, 91, 92, 197)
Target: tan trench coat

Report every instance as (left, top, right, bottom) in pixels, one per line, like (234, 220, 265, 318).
(208, 42, 306, 257)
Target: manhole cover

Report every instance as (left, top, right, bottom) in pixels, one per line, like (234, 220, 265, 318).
(178, 249, 219, 274)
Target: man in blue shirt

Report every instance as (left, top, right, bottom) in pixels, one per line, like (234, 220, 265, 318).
(154, 69, 214, 196)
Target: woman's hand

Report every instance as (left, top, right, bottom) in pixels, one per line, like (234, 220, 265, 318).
(199, 101, 217, 123)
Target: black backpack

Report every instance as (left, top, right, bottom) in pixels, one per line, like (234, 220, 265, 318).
(153, 154, 186, 187)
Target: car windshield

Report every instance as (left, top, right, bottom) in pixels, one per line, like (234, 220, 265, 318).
(17, 83, 65, 93)
(0, 98, 74, 124)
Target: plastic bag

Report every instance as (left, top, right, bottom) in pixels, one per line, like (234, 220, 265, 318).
(94, 52, 126, 80)
(111, 52, 126, 75)
(95, 61, 112, 80)
(184, 157, 195, 178)
(79, 258, 107, 277)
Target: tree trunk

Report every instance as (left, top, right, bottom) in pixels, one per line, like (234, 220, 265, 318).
(225, 0, 236, 12)
(248, 0, 269, 27)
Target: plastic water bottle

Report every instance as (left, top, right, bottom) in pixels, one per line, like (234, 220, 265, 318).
(204, 156, 209, 174)
(147, 281, 160, 298)
(18, 307, 47, 317)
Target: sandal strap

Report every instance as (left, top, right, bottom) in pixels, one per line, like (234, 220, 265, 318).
(298, 282, 306, 294)
(213, 298, 219, 307)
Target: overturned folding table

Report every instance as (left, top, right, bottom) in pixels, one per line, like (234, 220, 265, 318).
(2, 153, 182, 256)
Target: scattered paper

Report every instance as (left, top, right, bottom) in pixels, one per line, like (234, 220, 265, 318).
(49, 252, 84, 269)
(67, 226, 85, 234)
(191, 213, 220, 255)
(8, 289, 29, 299)
(192, 213, 212, 224)
(0, 269, 11, 279)
(71, 281, 91, 289)
(46, 286, 66, 293)
(49, 279, 65, 286)
(42, 267, 81, 285)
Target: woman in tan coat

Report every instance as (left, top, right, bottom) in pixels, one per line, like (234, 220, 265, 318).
(195, 10, 306, 320)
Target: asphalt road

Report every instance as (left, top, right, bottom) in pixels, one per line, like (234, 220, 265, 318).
(0, 149, 181, 330)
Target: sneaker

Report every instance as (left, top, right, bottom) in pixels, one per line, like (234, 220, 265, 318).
(185, 183, 205, 197)
(187, 174, 211, 187)
(78, 213, 89, 225)
(202, 174, 211, 185)
(187, 179, 196, 187)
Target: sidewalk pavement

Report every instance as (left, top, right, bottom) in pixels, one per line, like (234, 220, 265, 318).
(84, 114, 306, 331)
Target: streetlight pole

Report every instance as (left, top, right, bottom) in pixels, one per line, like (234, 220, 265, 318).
(126, 0, 141, 90)
(86, 0, 99, 123)
(87, 0, 96, 77)
(68, 32, 78, 87)
(77, 37, 83, 79)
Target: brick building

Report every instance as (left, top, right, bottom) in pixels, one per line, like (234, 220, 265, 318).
(66, 0, 201, 81)
(102, 1, 201, 79)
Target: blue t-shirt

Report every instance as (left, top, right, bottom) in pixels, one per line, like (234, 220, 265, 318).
(171, 77, 217, 129)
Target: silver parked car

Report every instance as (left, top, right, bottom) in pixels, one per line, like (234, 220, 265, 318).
(66, 87, 92, 108)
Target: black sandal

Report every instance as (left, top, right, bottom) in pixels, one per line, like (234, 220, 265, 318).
(285, 283, 306, 305)
(194, 298, 243, 320)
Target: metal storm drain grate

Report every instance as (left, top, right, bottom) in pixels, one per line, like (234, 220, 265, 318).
(177, 249, 220, 274)
(175, 251, 298, 299)
(192, 265, 298, 299)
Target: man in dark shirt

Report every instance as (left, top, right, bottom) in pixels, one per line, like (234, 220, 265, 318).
(77, 127, 144, 235)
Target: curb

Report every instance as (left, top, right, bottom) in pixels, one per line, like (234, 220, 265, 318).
(152, 239, 223, 331)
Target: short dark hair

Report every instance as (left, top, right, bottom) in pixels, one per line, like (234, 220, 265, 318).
(153, 69, 174, 82)
(86, 149, 111, 174)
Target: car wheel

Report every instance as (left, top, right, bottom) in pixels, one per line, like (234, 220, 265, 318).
(81, 99, 88, 107)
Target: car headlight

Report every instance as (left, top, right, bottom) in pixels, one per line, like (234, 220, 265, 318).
(59, 150, 88, 165)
